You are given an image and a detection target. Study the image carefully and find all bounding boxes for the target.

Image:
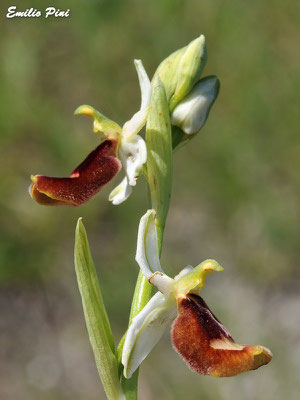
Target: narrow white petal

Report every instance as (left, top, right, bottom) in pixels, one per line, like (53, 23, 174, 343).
(134, 59, 152, 111)
(108, 177, 132, 205)
(136, 209, 164, 278)
(122, 292, 176, 379)
(122, 108, 149, 140)
(122, 60, 151, 140)
(119, 135, 147, 187)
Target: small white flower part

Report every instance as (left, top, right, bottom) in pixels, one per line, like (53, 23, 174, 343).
(171, 75, 220, 135)
(109, 59, 152, 204)
(118, 135, 147, 187)
(149, 272, 174, 295)
(121, 59, 152, 140)
(108, 177, 132, 205)
(135, 209, 165, 278)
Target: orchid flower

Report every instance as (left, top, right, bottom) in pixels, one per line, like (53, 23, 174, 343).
(122, 209, 272, 379)
(30, 60, 151, 206)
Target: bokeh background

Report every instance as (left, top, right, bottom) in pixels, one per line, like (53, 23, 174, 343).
(1, 0, 299, 399)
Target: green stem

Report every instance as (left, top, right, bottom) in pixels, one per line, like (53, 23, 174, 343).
(121, 369, 139, 400)
(120, 74, 172, 399)
(129, 271, 153, 321)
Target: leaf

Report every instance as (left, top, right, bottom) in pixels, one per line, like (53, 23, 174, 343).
(74, 218, 124, 400)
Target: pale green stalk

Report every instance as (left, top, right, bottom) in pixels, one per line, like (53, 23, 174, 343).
(120, 75, 172, 399)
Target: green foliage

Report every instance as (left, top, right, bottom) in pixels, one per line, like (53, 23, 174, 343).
(74, 218, 124, 400)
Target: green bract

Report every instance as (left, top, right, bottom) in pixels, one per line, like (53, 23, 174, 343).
(145, 75, 172, 247)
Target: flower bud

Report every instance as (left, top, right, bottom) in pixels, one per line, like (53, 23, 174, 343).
(154, 46, 188, 101)
(169, 35, 207, 111)
(171, 75, 220, 135)
(155, 35, 207, 110)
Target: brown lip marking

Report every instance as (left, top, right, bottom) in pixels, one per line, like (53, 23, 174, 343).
(30, 139, 121, 206)
(171, 294, 272, 377)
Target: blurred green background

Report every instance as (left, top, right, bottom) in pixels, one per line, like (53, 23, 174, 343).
(1, 0, 299, 399)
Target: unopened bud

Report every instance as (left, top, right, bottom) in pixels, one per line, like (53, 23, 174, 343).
(171, 75, 220, 135)
(154, 46, 188, 101)
(169, 35, 207, 111)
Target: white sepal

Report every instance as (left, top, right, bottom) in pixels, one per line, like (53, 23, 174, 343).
(122, 292, 177, 379)
(109, 177, 132, 205)
(119, 135, 147, 187)
(171, 76, 220, 134)
(136, 209, 164, 278)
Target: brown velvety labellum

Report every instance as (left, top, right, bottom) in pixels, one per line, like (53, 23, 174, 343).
(30, 139, 121, 206)
(171, 294, 272, 377)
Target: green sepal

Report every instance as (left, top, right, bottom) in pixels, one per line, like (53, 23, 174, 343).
(146, 75, 173, 244)
(74, 218, 124, 400)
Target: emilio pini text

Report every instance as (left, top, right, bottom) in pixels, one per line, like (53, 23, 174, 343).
(6, 6, 70, 19)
